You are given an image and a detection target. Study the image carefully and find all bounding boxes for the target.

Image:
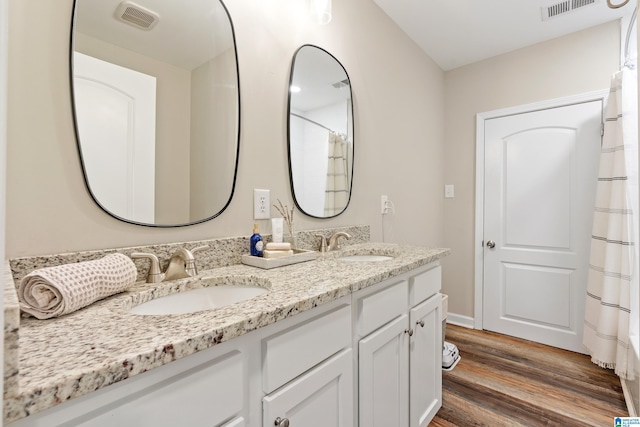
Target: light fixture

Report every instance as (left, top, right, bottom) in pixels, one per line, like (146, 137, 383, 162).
(310, 0, 331, 24)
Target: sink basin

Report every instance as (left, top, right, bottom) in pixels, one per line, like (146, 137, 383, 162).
(129, 284, 268, 315)
(337, 254, 393, 262)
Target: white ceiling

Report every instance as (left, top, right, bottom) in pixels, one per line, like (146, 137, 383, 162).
(75, 0, 234, 70)
(372, 0, 635, 71)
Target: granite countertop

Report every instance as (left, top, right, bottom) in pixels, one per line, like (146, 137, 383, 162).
(4, 243, 449, 424)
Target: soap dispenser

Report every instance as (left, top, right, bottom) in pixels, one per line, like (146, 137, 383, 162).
(250, 224, 264, 257)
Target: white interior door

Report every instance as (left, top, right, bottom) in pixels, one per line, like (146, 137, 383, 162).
(482, 100, 602, 353)
(73, 52, 156, 224)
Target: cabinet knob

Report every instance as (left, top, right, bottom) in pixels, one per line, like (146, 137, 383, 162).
(416, 320, 425, 328)
(405, 328, 414, 336)
(275, 417, 290, 427)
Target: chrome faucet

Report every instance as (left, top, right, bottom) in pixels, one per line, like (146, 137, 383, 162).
(131, 245, 209, 283)
(328, 232, 351, 251)
(164, 247, 198, 280)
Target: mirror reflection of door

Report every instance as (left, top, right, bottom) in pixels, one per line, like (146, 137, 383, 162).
(288, 45, 354, 218)
(71, 0, 240, 226)
(74, 52, 156, 224)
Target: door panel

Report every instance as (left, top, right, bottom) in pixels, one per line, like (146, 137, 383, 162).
(502, 263, 572, 328)
(483, 100, 602, 353)
(503, 129, 574, 249)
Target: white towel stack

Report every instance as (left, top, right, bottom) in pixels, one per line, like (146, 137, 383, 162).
(263, 242, 294, 259)
(18, 253, 138, 319)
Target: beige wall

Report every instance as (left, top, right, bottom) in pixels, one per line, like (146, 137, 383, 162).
(442, 21, 621, 319)
(6, 0, 445, 257)
(8, 1, 620, 322)
(190, 48, 238, 222)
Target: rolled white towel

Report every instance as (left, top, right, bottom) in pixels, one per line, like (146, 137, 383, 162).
(18, 253, 138, 319)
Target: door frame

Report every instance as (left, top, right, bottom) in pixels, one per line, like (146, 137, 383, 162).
(473, 89, 609, 330)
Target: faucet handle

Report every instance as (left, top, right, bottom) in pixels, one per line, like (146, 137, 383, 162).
(188, 245, 209, 275)
(315, 234, 328, 253)
(131, 252, 164, 283)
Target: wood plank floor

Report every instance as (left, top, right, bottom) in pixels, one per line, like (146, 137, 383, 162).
(431, 325, 628, 426)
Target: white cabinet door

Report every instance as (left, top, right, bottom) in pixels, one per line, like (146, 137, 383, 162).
(263, 349, 353, 427)
(359, 314, 410, 427)
(409, 294, 442, 427)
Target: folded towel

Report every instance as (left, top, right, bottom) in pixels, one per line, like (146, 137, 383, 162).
(263, 249, 294, 259)
(18, 253, 138, 319)
(265, 242, 292, 251)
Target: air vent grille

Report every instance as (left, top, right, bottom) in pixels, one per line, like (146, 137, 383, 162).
(542, 0, 597, 20)
(115, 1, 159, 30)
(332, 79, 350, 89)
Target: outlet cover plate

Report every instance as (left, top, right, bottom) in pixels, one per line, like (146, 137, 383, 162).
(254, 189, 270, 219)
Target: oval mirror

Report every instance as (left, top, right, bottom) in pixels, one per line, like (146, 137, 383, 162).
(70, 0, 240, 227)
(288, 45, 354, 218)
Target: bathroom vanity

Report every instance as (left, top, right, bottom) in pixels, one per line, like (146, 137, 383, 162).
(4, 239, 449, 427)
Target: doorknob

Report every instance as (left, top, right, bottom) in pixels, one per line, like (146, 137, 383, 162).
(486, 240, 496, 249)
(275, 417, 290, 426)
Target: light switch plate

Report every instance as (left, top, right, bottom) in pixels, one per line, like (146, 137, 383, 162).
(444, 185, 455, 199)
(254, 189, 270, 219)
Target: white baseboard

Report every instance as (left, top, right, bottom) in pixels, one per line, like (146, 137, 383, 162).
(445, 313, 475, 329)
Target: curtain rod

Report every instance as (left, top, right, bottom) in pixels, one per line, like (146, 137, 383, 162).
(623, 6, 637, 67)
(291, 113, 335, 133)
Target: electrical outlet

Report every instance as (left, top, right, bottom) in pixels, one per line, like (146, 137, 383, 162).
(381, 195, 389, 214)
(254, 189, 270, 219)
(444, 184, 455, 199)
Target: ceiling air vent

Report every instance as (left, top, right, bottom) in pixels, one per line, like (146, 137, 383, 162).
(542, 0, 597, 20)
(332, 79, 350, 89)
(115, 1, 159, 31)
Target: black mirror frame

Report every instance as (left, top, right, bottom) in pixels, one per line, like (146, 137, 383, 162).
(286, 44, 354, 219)
(69, 0, 241, 227)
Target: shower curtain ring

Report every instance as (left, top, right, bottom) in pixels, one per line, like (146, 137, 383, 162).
(607, 0, 630, 9)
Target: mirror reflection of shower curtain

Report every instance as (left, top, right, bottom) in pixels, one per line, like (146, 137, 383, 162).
(324, 132, 349, 216)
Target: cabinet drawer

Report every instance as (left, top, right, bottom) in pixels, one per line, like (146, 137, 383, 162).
(409, 265, 441, 307)
(74, 350, 244, 427)
(263, 304, 351, 393)
(357, 280, 408, 337)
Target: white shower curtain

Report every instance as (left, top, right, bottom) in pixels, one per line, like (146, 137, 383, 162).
(324, 132, 349, 216)
(583, 66, 638, 380)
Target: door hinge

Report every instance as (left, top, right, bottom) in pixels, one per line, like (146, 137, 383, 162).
(601, 122, 605, 137)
